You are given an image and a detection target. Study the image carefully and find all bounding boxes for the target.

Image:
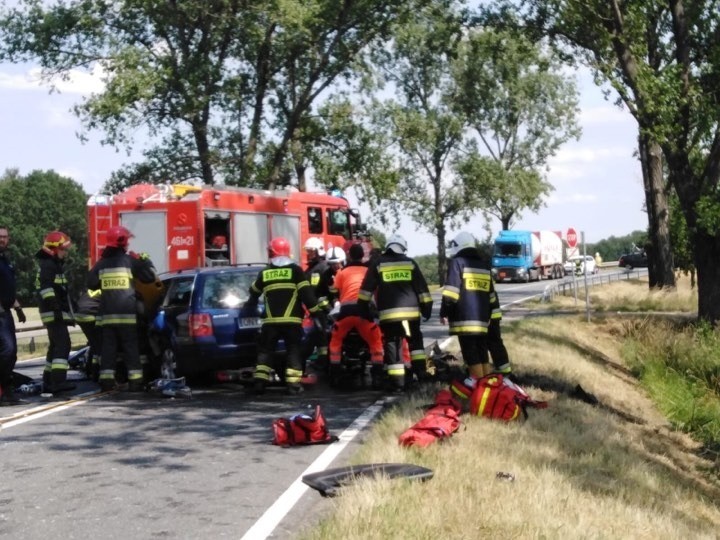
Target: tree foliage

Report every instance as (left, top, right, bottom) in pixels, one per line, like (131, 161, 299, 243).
(0, 0, 417, 189)
(490, 0, 720, 319)
(452, 28, 580, 230)
(0, 169, 88, 304)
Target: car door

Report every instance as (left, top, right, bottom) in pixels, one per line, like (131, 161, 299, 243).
(160, 275, 196, 346)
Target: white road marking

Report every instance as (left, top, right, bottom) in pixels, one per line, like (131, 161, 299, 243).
(0, 390, 107, 430)
(240, 396, 396, 540)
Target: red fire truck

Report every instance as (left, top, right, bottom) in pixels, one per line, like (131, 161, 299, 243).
(87, 183, 369, 273)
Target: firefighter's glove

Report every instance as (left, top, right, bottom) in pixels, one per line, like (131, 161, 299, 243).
(413, 363, 432, 383)
(14, 307, 26, 324)
(68, 318, 76, 327)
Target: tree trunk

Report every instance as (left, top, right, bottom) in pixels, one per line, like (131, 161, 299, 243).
(638, 131, 675, 288)
(192, 117, 214, 186)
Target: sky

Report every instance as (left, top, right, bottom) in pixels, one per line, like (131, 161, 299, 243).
(0, 61, 647, 257)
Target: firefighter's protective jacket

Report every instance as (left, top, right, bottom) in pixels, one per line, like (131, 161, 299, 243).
(439, 248, 501, 334)
(75, 289, 102, 324)
(357, 252, 432, 323)
(249, 257, 320, 324)
(87, 247, 157, 325)
(35, 250, 71, 325)
(306, 257, 331, 310)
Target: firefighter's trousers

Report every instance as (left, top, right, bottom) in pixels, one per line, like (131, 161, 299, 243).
(380, 319, 426, 389)
(99, 324, 143, 386)
(488, 320, 511, 373)
(457, 333, 490, 367)
(44, 320, 71, 389)
(254, 324, 304, 387)
(328, 316, 384, 367)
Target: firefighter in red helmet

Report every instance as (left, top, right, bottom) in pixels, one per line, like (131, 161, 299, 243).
(87, 225, 158, 392)
(35, 230, 76, 396)
(242, 236, 322, 395)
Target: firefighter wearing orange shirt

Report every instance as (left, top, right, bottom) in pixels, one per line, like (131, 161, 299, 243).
(327, 244, 384, 382)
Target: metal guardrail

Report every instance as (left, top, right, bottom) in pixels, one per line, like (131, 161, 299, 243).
(546, 267, 648, 301)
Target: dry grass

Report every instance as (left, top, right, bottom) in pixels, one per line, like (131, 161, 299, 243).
(304, 277, 720, 540)
(553, 275, 697, 313)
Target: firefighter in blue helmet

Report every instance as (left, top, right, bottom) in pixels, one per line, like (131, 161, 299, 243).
(243, 237, 322, 395)
(357, 234, 433, 391)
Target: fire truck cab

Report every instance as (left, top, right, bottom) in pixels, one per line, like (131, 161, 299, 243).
(87, 183, 367, 273)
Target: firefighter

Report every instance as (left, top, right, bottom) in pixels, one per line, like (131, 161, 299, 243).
(36, 231, 76, 396)
(358, 234, 433, 391)
(87, 226, 158, 392)
(328, 243, 384, 384)
(304, 236, 331, 369)
(439, 231, 500, 380)
(74, 288, 102, 381)
(243, 237, 322, 395)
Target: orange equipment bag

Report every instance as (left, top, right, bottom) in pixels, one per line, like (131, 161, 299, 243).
(458, 374, 547, 421)
(272, 405, 338, 447)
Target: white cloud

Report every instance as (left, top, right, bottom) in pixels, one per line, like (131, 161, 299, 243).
(547, 192, 598, 205)
(580, 105, 635, 126)
(551, 146, 631, 164)
(0, 66, 105, 94)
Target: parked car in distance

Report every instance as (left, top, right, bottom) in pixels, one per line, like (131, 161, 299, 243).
(564, 255, 598, 276)
(618, 251, 648, 269)
(157, 264, 265, 379)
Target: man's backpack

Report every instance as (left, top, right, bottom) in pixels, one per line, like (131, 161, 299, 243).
(452, 374, 547, 421)
(272, 405, 338, 447)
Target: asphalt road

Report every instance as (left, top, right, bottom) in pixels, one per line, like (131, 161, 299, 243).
(1, 268, 640, 539)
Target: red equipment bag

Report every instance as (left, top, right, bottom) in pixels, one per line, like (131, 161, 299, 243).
(398, 389, 462, 448)
(272, 405, 338, 447)
(464, 374, 547, 421)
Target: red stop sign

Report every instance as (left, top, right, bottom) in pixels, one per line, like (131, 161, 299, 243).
(567, 228, 578, 248)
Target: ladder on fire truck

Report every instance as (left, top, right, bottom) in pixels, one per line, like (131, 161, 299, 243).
(87, 193, 114, 261)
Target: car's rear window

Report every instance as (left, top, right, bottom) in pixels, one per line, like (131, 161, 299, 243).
(163, 276, 195, 307)
(202, 272, 256, 309)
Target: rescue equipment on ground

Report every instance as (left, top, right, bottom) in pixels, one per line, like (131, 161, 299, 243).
(398, 389, 462, 447)
(451, 373, 547, 421)
(271, 404, 338, 447)
(149, 377, 193, 399)
(302, 463, 434, 497)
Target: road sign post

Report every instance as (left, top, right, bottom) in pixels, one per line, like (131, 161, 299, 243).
(567, 227, 578, 249)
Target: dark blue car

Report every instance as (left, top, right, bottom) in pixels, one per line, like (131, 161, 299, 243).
(158, 265, 265, 378)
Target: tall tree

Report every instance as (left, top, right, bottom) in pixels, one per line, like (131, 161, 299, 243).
(452, 29, 580, 230)
(370, 2, 471, 282)
(0, 0, 416, 189)
(0, 169, 88, 303)
(486, 1, 683, 291)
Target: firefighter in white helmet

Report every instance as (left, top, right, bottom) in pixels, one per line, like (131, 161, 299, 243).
(357, 234, 433, 391)
(304, 237, 331, 371)
(441, 231, 512, 381)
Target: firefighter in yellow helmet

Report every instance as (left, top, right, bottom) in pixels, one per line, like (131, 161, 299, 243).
(36, 231, 76, 396)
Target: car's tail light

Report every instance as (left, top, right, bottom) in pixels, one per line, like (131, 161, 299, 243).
(189, 313, 213, 337)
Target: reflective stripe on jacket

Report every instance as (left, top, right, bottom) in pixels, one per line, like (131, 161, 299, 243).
(440, 250, 500, 335)
(357, 252, 432, 323)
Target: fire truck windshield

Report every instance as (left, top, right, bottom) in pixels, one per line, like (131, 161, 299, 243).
(327, 208, 351, 238)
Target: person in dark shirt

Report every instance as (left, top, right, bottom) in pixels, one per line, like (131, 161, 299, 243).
(0, 226, 27, 405)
